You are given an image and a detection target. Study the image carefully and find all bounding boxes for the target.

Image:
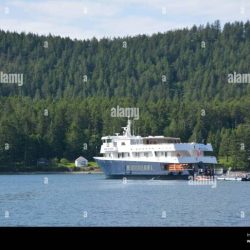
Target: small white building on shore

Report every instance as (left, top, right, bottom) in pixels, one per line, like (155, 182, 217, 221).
(75, 156, 88, 167)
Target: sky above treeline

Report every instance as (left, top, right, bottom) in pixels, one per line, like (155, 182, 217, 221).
(0, 0, 249, 40)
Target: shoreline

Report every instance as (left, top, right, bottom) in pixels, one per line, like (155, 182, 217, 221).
(0, 171, 103, 175)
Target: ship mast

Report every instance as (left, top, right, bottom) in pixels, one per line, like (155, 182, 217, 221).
(122, 118, 132, 137)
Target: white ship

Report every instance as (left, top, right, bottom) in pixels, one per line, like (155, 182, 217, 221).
(94, 119, 217, 179)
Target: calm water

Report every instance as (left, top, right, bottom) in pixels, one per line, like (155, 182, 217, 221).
(0, 173, 249, 226)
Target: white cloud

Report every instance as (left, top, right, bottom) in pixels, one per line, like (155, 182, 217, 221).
(10, 0, 120, 18)
(96, 16, 192, 38)
(0, 0, 249, 39)
(0, 18, 95, 40)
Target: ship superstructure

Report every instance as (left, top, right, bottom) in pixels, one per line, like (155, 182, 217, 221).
(94, 119, 217, 179)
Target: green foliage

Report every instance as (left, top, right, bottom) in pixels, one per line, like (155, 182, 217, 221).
(60, 158, 70, 164)
(0, 21, 250, 170)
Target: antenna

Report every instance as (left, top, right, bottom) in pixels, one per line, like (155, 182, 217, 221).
(122, 117, 132, 137)
(132, 119, 135, 136)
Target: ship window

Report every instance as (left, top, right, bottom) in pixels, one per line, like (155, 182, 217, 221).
(144, 152, 149, 157)
(156, 152, 166, 156)
(107, 139, 112, 143)
(121, 142, 126, 145)
(131, 140, 140, 145)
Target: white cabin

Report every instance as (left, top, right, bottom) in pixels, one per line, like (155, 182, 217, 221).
(98, 119, 217, 165)
(75, 156, 88, 167)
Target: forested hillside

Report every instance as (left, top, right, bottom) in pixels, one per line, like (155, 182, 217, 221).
(0, 20, 250, 170)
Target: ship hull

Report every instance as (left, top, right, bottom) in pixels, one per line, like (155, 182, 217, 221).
(105, 174, 190, 180)
(94, 158, 192, 180)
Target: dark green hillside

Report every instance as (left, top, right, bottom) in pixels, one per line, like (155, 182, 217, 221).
(0, 20, 250, 170)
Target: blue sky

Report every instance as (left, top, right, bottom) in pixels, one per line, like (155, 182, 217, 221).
(0, 0, 249, 40)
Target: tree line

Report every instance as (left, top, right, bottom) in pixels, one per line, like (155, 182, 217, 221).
(0, 20, 250, 169)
